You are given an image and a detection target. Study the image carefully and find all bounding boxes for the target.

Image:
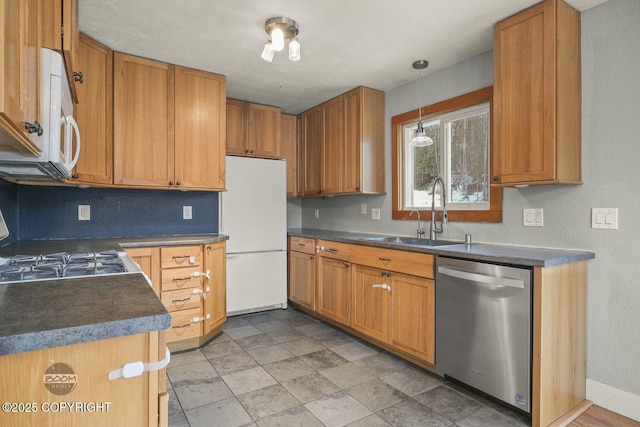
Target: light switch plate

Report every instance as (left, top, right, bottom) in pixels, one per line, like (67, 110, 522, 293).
(523, 208, 543, 227)
(371, 208, 381, 221)
(78, 205, 91, 221)
(360, 204, 367, 215)
(592, 208, 618, 229)
(183, 206, 193, 220)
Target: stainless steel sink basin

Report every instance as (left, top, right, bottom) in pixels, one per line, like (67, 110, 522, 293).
(360, 236, 461, 246)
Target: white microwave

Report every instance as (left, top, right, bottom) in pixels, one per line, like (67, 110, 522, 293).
(0, 48, 81, 179)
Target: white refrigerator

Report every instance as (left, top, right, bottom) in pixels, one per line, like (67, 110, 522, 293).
(220, 156, 288, 315)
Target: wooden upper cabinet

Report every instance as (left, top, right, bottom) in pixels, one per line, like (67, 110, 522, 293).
(299, 86, 385, 197)
(114, 53, 226, 190)
(113, 53, 174, 188)
(280, 114, 298, 197)
(322, 96, 344, 194)
(492, 0, 581, 186)
(174, 66, 226, 190)
(302, 105, 324, 195)
(0, 0, 42, 156)
(226, 99, 248, 155)
(226, 100, 281, 158)
(344, 86, 385, 194)
(41, 0, 79, 102)
(70, 34, 113, 185)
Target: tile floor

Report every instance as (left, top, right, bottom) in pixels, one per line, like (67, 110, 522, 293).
(166, 308, 531, 427)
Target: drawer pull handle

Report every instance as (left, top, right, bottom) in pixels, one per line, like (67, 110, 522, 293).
(328, 248, 339, 253)
(172, 297, 191, 303)
(172, 324, 191, 329)
(379, 257, 391, 262)
(172, 255, 196, 264)
(173, 277, 192, 283)
(297, 243, 306, 247)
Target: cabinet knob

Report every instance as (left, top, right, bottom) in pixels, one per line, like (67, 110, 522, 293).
(492, 176, 500, 182)
(169, 181, 174, 186)
(356, 186, 360, 191)
(71, 174, 78, 180)
(24, 121, 43, 136)
(73, 71, 84, 84)
(245, 149, 249, 153)
(176, 182, 181, 186)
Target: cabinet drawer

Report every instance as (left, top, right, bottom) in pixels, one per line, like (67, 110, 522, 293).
(161, 288, 203, 312)
(161, 267, 203, 291)
(166, 307, 203, 342)
(350, 245, 434, 278)
(161, 245, 202, 268)
(317, 240, 352, 261)
(289, 237, 316, 255)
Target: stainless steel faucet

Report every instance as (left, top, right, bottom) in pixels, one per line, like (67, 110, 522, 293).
(409, 209, 425, 239)
(430, 176, 448, 240)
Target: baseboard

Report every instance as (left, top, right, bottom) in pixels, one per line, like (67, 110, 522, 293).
(586, 378, 640, 421)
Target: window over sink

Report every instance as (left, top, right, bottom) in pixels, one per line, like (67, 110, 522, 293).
(392, 87, 502, 222)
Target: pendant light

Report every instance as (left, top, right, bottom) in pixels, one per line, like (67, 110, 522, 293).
(411, 60, 433, 147)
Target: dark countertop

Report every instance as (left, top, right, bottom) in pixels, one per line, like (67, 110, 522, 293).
(0, 233, 229, 256)
(0, 273, 170, 356)
(0, 234, 228, 356)
(288, 228, 594, 267)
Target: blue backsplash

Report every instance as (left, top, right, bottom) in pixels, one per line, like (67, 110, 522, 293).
(0, 180, 19, 244)
(0, 181, 218, 241)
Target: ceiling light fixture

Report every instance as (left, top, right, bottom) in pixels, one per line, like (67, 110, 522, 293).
(411, 59, 433, 147)
(261, 17, 300, 62)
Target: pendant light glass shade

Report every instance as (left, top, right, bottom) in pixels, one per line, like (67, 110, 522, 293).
(411, 120, 433, 146)
(289, 38, 300, 61)
(271, 28, 285, 51)
(261, 41, 275, 62)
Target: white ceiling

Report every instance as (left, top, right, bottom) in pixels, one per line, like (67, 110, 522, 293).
(78, 0, 607, 115)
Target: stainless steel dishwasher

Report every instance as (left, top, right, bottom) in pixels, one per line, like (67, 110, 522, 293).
(435, 256, 532, 414)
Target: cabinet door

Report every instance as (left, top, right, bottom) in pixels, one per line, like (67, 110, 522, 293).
(288, 250, 316, 311)
(0, 0, 41, 156)
(72, 34, 113, 184)
(204, 242, 226, 334)
(174, 66, 226, 190)
(351, 265, 388, 342)
(317, 257, 351, 325)
(343, 88, 362, 193)
(493, 1, 555, 184)
(248, 103, 281, 158)
(226, 99, 248, 155)
(322, 96, 343, 194)
(126, 247, 161, 296)
(303, 106, 323, 195)
(389, 273, 435, 363)
(113, 53, 174, 187)
(281, 114, 297, 196)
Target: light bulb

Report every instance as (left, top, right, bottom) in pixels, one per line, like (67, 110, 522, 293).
(271, 28, 285, 51)
(289, 38, 300, 61)
(261, 41, 275, 62)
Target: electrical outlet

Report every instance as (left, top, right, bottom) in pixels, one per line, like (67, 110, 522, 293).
(523, 208, 543, 227)
(183, 205, 193, 220)
(371, 208, 381, 221)
(360, 204, 367, 215)
(314, 208, 320, 219)
(78, 205, 90, 221)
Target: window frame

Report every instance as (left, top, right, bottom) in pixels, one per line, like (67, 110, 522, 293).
(392, 86, 502, 223)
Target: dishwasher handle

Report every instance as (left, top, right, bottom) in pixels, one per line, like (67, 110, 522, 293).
(437, 266, 525, 289)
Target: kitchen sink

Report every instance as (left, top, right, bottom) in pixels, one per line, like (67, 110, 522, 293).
(360, 236, 461, 246)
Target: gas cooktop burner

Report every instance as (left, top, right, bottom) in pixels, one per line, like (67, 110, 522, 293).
(0, 250, 135, 283)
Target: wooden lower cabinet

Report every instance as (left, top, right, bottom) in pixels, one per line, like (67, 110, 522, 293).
(288, 236, 435, 365)
(288, 250, 316, 311)
(0, 331, 166, 427)
(352, 265, 435, 363)
(126, 242, 226, 352)
(388, 272, 435, 363)
(317, 257, 351, 325)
